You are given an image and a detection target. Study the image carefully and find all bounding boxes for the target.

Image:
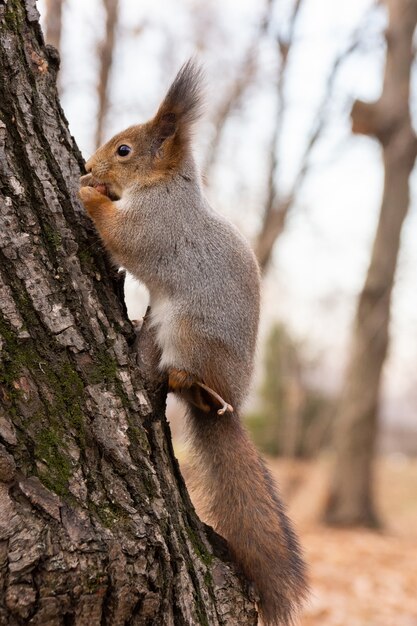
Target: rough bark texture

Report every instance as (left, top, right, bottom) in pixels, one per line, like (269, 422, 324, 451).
(0, 1, 258, 624)
(325, 0, 417, 526)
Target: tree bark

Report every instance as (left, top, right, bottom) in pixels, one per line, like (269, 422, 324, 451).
(325, 0, 417, 527)
(0, 2, 257, 624)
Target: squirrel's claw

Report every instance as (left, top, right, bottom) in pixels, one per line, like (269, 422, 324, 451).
(79, 185, 102, 201)
(195, 381, 234, 415)
(217, 402, 234, 415)
(79, 185, 112, 219)
(168, 369, 233, 415)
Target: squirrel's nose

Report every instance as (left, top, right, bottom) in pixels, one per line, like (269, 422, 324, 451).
(85, 160, 92, 173)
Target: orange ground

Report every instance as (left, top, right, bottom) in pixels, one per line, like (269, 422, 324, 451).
(267, 457, 417, 626)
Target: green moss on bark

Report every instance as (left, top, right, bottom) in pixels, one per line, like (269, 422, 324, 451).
(36, 427, 72, 496)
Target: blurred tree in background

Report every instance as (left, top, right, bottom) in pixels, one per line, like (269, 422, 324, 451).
(247, 324, 332, 458)
(325, 0, 417, 527)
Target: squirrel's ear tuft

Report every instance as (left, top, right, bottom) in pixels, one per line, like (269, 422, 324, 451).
(151, 59, 204, 151)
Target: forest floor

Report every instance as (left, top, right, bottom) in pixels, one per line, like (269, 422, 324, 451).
(267, 456, 417, 626)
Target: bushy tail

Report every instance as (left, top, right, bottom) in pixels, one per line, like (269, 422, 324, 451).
(186, 407, 308, 625)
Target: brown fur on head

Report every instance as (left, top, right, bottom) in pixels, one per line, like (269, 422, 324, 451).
(83, 60, 204, 197)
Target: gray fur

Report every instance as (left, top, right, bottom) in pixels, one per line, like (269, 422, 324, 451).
(112, 156, 260, 408)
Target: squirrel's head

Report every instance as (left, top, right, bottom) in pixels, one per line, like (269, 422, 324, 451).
(83, 60, 204, 198)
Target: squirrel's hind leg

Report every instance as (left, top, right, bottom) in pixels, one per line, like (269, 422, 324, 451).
(168, 368, 233, 415)
(168, 368, 210, 412)
(195, 381, 233, 415)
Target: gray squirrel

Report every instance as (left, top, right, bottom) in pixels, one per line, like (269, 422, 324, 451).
(79, 60, 307, 625)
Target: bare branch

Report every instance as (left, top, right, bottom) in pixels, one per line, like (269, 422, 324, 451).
(255, 0, 306, 269)
(203, 0, 275, 175)
(44, 0, 64, 93)
(95, 0, 119, 149)
(265, 0, 305, 209)
(44, 0, 64, 51)
(255, 4, 376, 271)
(351, 99, 382, 137)
(292, 37, 361, 192)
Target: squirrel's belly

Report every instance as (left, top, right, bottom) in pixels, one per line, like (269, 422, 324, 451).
(149, 295, 181, 371)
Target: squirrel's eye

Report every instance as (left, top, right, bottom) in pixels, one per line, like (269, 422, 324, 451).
(117, 145, 131, 157)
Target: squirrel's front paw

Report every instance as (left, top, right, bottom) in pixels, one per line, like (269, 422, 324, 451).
(79, 186, 110, 218)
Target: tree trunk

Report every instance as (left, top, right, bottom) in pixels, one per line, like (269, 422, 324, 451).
(325, 0, 417, 526)
(0, 2, 257, 624)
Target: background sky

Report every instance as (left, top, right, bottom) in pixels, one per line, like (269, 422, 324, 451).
(37, 0, 417, 430)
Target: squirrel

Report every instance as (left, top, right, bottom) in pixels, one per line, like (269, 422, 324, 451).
(79, 60, 307, 625)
